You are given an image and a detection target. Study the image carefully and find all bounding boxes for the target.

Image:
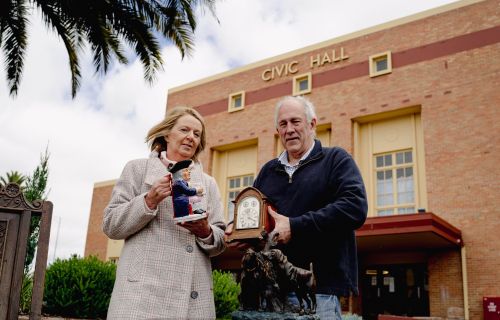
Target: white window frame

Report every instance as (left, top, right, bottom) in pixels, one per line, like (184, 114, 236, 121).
(369, 51, 392, 77)
(374, 149, 416, 216)
(228, 91, 245, 112)
(292, 72, 312, 96)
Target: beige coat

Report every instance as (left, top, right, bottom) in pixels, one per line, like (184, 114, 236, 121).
(103, 153, 226, 319)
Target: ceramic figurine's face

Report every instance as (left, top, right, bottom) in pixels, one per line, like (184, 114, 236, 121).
(236, 196, 260, 229)
(181, 169, 191, 181)
(165, 114, 202, 162)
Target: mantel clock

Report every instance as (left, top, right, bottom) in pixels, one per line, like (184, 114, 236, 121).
(227, 187, 274, 242)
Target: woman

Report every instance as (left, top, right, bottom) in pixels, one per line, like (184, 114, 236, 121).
(103, 106, 226, 319)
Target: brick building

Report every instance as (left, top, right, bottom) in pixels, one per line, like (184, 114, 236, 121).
(85, 0, 500, 318)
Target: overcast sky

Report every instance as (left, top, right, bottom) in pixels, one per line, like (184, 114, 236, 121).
(0, 0, 459, 263)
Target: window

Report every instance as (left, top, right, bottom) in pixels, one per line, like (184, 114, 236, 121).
(109, 257, 119, 264)
(293, 72, 312, 96)
(369, 51, 392, 77)
(228, 91, 245, 112)
(355, 110, 427, 217)
(374, 150, 415, 216)
(227, 174, 254, 221)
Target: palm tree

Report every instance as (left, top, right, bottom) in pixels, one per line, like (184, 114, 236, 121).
(0, 0, 217, 98)
(0, 170, 27, 187)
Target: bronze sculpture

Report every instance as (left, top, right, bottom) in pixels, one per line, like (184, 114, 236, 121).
(239, 246, 317, 315)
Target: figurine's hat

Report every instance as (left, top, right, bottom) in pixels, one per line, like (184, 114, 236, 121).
(169, 159, 192, 179)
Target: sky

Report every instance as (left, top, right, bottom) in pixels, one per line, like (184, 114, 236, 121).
(0, 0, 459, 263)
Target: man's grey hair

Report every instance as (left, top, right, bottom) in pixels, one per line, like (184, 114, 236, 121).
(274, 95, 317, 128)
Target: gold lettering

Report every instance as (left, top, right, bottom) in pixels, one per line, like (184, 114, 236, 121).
(321, 52, 332, 66)
(341, 47, 349, 60)
(274, 64, 286, 77)
(262, 49, 351, 82)
(262, 68, 272, 81)
(310, 54, 321, 68)
(332, 49, 341, 62)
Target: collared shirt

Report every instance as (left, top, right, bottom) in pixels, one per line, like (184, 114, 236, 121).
(160, 151, 175, 170)
(278, 141, 315, 177)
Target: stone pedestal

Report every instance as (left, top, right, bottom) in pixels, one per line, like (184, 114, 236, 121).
(231, 310, 320, 320)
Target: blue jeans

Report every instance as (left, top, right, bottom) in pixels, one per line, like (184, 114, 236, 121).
(288, 292, 342, 320)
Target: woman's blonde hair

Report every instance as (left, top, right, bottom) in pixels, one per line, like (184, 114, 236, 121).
(146, 106, 206, 161)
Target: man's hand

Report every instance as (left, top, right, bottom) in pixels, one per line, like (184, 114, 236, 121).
(268, 207, 291, 244)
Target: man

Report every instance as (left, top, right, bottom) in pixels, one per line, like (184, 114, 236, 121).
(229, 95, 367, 319)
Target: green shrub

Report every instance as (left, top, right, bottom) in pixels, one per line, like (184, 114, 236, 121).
(213, 269, 240, 320)
(19, 272, 33, 314)
(43, 255, 116, 319)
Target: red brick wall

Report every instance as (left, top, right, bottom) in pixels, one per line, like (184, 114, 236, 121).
(428, 251, 464, 318)
(422, 48, 500, 320)
(84, 184, 114, 260)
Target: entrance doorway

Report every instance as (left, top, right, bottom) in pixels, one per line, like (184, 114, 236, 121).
(361, 263, 429, 320)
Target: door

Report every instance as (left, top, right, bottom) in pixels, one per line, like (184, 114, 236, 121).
(361, 264, 429, 320)
(0, 213, 21, 319)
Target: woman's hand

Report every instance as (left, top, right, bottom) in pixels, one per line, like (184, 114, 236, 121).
(224, 223, 246, 249)
(145, 174, 172, 210)
(178, 217, 212, 238)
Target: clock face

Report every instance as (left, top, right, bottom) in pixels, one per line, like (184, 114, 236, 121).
(236, 196, 260, 229)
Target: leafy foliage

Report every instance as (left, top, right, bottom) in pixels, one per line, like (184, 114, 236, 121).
(43, 255, 116, 319)
(213, 269, 240, 320)
(19, 272, 33, 314)
(23, 147, 50, 274)
(1, 0, 218, 98)
(24, 147, 50, 202)
(0, 170, 26, 187)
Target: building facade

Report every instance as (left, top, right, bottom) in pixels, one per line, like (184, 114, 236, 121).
(85, 0, 500, 318)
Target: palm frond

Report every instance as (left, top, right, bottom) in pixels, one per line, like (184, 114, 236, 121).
(0, 170, 27, 187)
(65, 0, 129, 75)
(1, 0, 29, 96)
(179, 0, 197, 31)
(106, 2, 163, 83)
(165, 13, 195, 59)
(152, 0, 196, 58)
(34, 0, 82, 97)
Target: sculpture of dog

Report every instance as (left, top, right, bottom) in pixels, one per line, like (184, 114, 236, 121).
(239, 248, 316, 314)
(239, 248, 282, 312)
(264, 249, 317, 315)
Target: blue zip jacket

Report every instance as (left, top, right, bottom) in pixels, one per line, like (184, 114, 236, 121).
(254, 140, 367, 296)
